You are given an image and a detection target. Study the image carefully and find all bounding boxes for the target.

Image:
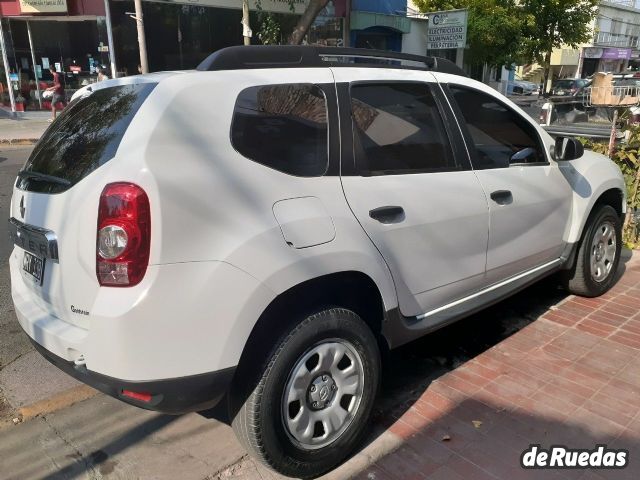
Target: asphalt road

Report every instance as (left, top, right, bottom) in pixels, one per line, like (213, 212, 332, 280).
(0, 147, 33, 422)
(0, 145, 573, 478)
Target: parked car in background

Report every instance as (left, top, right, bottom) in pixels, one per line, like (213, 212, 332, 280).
(511, 75, 538, 95)
(551, 78, 591, 96)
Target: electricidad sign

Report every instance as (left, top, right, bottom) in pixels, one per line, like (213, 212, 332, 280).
(427, 9, 468, 50)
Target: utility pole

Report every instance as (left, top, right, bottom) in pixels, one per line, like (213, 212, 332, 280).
(104, 0, 118, 78)
(343, 0, 351, 47)
(133, 0, 149, 73)
(242, 0, 251, 45)
(0, 19, 16, 114)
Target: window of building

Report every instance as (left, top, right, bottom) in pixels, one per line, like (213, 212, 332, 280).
(350, 82, 457, 175)
(449, 85, 546, 169)
(231, 83, 329, 177)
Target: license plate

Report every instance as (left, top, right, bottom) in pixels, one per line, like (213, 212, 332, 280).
(23, 251, 45, 285)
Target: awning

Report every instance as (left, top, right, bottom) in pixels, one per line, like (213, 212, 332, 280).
(350, 11, 411, 34)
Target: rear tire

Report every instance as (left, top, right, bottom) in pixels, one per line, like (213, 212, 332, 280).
(564, 205, 621, 297)
(229, 308, 380, 479)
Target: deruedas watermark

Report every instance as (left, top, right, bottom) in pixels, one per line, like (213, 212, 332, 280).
(521, 445, 628, 469)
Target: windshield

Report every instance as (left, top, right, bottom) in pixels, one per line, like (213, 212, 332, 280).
(18, 83, 156, 194)
(553, 80, 575, 89)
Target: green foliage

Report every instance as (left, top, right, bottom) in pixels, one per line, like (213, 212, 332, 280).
(255, 0, 283, 45)
(519, 0, 598, 65)
(580, 124, 640, 247)
(258, 13, 282, 44)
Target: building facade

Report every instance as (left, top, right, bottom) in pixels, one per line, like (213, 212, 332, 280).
(581, 0, 640, 75)
(2, 0, 412, 112)
(0, 0, 111, 110)
(350, 0, 409, 52)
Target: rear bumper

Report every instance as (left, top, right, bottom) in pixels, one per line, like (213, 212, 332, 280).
(31, 339, 235, 414)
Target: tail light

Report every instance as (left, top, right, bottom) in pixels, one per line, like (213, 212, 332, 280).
(97, 183, 151, 287)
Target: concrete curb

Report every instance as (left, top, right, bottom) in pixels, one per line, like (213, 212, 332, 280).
(0, 139, 40, 146)
(17, 385, 98, 422)
(0, 385, 98, 431)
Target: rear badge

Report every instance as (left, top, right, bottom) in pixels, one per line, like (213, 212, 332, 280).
(70, 305, 90, 316)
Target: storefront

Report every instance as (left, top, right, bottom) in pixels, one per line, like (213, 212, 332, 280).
(1, 0, 113, 111)
(1, 0, 345, 111)
(581, 47, 632, 77)
(108, 0, 344, 75)
(349, 0, 409, 52)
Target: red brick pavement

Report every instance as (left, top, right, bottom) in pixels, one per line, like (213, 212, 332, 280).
(358, 254, 640, 480)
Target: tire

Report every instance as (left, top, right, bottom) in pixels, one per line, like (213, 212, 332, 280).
(564, 205, 621, 297)
(229, 308, 380, 479)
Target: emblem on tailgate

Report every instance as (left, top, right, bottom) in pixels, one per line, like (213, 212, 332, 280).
(70, 305, 90, 316)
(19, 196, 25, 218)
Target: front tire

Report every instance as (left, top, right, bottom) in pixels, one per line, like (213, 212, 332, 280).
(229, 308, 380, 479)
(564, 205, 621, 297)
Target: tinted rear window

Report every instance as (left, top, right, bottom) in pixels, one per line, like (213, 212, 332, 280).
(553, 80, 574, 89)
(231, 83, 328, 177)
(18, 83, 156, 194)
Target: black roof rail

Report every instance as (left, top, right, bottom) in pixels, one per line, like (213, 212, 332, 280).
(196, 45, 467, 77)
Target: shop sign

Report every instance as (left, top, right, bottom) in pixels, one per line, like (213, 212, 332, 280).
(602, 48, 631, 60)
(583, 47, 603, 59)
(427, 9, 468, 50)
(19, 0, 68, 14)
(173, 0, 308, 14)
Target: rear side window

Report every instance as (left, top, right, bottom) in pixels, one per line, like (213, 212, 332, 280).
(231, 83, 328, 177)
(350, 83, 456, 175)
(448, 85, 546, 169)
(19, 83, 156, 194)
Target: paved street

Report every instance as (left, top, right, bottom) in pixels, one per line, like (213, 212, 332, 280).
(1, 146, 639, 479)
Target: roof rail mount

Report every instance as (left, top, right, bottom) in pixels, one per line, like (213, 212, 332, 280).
(197, 45, 467, 77)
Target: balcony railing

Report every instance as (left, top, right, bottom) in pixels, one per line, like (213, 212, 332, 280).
(594, 30, 639, 48)
(601, 0, 635, 6)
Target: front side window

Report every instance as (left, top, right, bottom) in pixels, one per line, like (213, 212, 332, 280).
(350, 83, 457, 175)
(449, 85, 546, 169)
(231, 83, 328, 177)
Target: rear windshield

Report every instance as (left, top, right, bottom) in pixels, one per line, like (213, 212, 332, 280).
(553, 80, 574, 89)
(18, 83, 156, 194)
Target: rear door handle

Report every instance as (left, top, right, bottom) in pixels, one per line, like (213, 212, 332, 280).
(369, 206, 405, 224)
(490, 190, 513, 205)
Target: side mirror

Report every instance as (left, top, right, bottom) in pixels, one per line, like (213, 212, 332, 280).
(554, 136, 584, 161)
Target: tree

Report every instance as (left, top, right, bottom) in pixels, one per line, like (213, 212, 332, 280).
(289, 0, 330, 45)
(519, 0, 598, 95)
(250, 0, 330, 45)
(413, 0, 527, 69)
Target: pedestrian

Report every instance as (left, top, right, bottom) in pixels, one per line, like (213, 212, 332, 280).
(97, 67, 110, 82)
(44, 65, 64, 122)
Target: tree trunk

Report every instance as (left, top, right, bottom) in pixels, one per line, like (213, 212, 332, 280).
(541, 50, 552, 97)
(289, 0, 329, 45)
(242, 0, 251, 45)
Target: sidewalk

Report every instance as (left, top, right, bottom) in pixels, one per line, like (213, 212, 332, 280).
(353, 251, 640, 480)
(0, 108, 50, 145)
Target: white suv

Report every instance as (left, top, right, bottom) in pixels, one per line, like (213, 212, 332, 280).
(9, 46, 625, 478)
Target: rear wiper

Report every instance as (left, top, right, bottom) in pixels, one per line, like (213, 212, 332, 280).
(17, 170, 72, 187)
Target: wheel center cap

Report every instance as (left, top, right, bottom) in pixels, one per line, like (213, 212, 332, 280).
(308, 374, 336, 409)
(596, 242, 604, 261)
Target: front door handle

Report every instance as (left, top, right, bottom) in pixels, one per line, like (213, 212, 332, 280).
(369, 205, 405, 224)
(490, 190, 513, 205)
